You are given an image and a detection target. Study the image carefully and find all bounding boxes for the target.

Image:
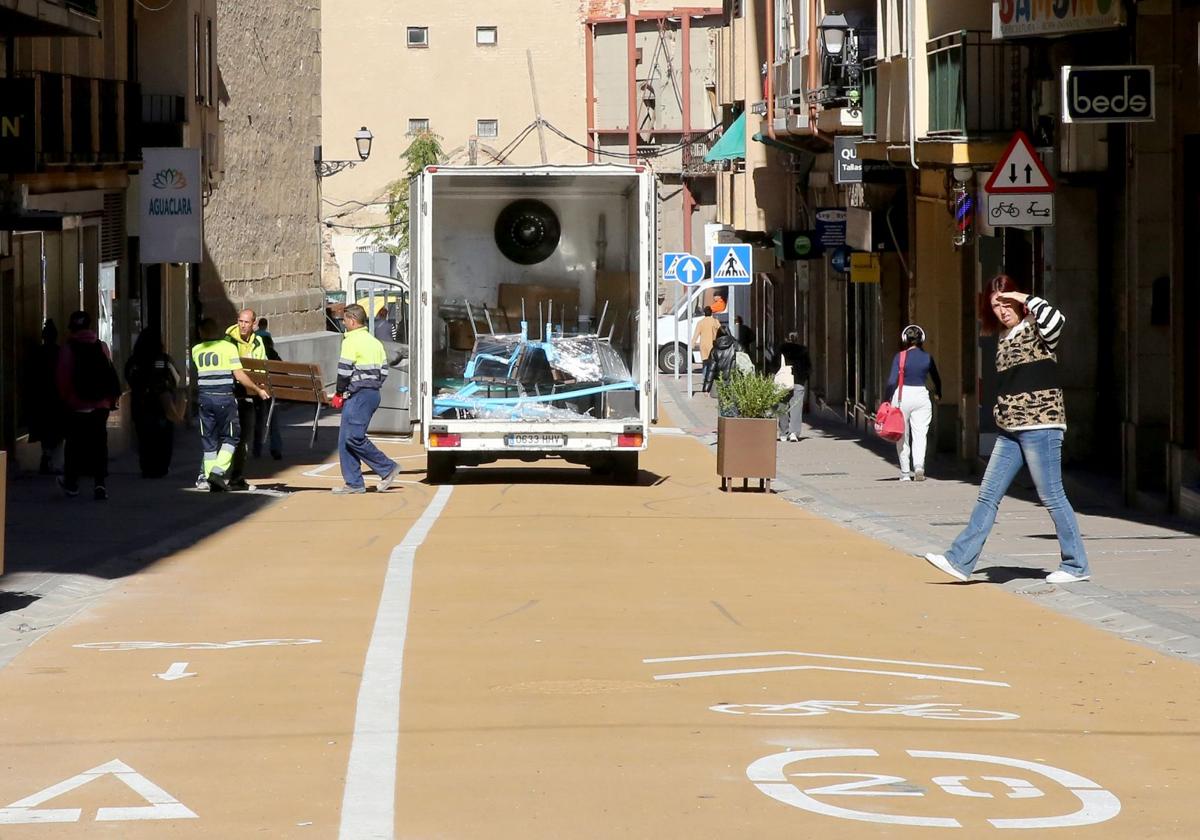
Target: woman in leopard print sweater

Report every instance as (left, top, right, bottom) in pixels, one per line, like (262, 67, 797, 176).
(923, 274, 1091, 585)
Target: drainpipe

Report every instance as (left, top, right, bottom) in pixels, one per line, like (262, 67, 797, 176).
(585, 22, 596, 163)
(682, 12, 694, 254)
(766, 0, 776, 139)
(627, 14, 638, 162)
(905, 0, 918, 168)
(804, 0, 833, 144)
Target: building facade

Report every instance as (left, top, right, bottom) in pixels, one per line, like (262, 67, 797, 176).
(320, 0, 717, 298)
(712, 0, 1200, 516)
(0, 0, 141, 453)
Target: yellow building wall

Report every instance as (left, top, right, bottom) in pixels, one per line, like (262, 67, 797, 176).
(913, 196, 962, 408)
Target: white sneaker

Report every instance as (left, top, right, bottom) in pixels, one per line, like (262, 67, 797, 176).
(1046, 570, 1091, 584)
(787, 433, 800, 442)
(900, 474, 913, 482)
(923, 553, 969, 582)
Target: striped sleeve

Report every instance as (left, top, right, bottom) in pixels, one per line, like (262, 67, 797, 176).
(336, 351, 354, 394)
(1026, 296, 1065, 352)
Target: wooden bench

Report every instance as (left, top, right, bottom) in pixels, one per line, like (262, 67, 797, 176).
(240, 358, 330, 447)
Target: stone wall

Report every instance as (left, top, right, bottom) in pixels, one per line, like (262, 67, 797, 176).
(202, 0, 324, 336)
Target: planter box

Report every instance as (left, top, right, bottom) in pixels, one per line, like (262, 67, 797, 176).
(716, 416, 777, 491)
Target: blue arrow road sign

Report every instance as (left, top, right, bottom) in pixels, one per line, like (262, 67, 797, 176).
(674, 254, 706, 286)
(712, 243, 752, 284)
(662, 252, 686, 281)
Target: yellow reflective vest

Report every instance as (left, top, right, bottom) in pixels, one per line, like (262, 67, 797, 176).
(225, 325, 267, 360)
(337, 326, 388, 395)
(192, 339, 243, 396)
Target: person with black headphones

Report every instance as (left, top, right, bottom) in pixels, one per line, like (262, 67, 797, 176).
(884, 324, 942, 481)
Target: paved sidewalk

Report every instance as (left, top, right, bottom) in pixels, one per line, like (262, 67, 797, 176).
(659, 375, 1200, 662)
(0, 407, 343, 669)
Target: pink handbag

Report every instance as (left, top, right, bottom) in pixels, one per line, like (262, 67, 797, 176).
(874, 351, 907, 443)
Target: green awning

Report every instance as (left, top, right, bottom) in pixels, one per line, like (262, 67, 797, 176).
(704, 113, 746, 162)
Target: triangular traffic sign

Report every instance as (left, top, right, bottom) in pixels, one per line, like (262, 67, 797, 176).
(0, 759, 198, 824)
(984, 130, 1055, 194)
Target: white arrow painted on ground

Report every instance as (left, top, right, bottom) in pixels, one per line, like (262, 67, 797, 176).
(154, 662, 196, 681)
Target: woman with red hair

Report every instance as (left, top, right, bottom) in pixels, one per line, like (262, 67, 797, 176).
(923, 275, 1091, 584)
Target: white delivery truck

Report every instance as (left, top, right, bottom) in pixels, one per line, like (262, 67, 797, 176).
(406, 164, 657, 483)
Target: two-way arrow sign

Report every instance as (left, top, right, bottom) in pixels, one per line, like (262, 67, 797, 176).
(986, 131, 1055, 194)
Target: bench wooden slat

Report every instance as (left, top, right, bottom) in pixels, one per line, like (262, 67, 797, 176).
(239, 357, 328, 404)
(270, 386, 329, 404)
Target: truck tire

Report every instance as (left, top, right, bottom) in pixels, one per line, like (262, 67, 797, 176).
(657, 343, 686, 374)
(426, 452, 457, 484)
(612, 452, 639, 485)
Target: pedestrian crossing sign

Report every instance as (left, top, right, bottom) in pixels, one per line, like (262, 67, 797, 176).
(711, 243, 752, 285)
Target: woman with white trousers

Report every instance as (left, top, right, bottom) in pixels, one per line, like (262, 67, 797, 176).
(884, 325, 942, 481)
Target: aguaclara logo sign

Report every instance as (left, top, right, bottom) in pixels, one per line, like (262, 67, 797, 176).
(147, 168, 193, 216)
(140, 148, 202, 264)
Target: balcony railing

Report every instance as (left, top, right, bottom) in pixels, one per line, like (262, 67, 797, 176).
(681, 136, 724, 176)
(862, 59, 877, 139)
(12, 71, 141, 169)
(806, 29, 874, 116)
(926, 30, 1030, 139)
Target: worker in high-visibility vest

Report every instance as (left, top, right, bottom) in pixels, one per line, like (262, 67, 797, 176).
(223, 308, 269, 488)
(192, 318, 268, 492)
(330, 303, 398, 494)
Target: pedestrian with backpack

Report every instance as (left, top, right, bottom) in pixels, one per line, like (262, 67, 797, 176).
(56, 311, 122, 500)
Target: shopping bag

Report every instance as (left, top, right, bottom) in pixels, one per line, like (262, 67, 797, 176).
(874, 402, 905, 442)
(773, 363, 794, 390)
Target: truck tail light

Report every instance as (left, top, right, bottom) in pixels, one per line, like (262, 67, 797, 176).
(429, 433, 461, 448)
(617, 433, 643, 448)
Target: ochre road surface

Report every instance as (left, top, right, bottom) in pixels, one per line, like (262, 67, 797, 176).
(0, 431, 1196, 838)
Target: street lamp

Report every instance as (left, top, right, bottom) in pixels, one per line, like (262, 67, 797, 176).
(817, 13, 850, 57)
(315, 126, 374, 178)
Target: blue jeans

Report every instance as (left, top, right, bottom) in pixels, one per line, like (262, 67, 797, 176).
(338, 388, 396, 489)
(945, 429, 1089, 577)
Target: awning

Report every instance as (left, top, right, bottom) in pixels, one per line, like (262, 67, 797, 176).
(704, 113, 746, 162)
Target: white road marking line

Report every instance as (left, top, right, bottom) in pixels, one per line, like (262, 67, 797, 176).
(651, 663, 1011, 687)
(303, 454, 427, 480)
(339, 485, 454, 840)
(643, 651, 985, 672)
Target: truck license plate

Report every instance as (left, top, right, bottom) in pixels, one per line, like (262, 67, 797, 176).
(505, 433, 566, 448)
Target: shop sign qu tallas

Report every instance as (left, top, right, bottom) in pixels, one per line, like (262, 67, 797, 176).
(983, 130, 1055, 228)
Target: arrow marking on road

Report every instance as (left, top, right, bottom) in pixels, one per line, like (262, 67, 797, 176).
(155, 662, 196, 681)
(0, 759, 197, 824)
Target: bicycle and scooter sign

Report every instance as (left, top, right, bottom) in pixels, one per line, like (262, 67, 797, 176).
(983, 130, 1055, 228)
